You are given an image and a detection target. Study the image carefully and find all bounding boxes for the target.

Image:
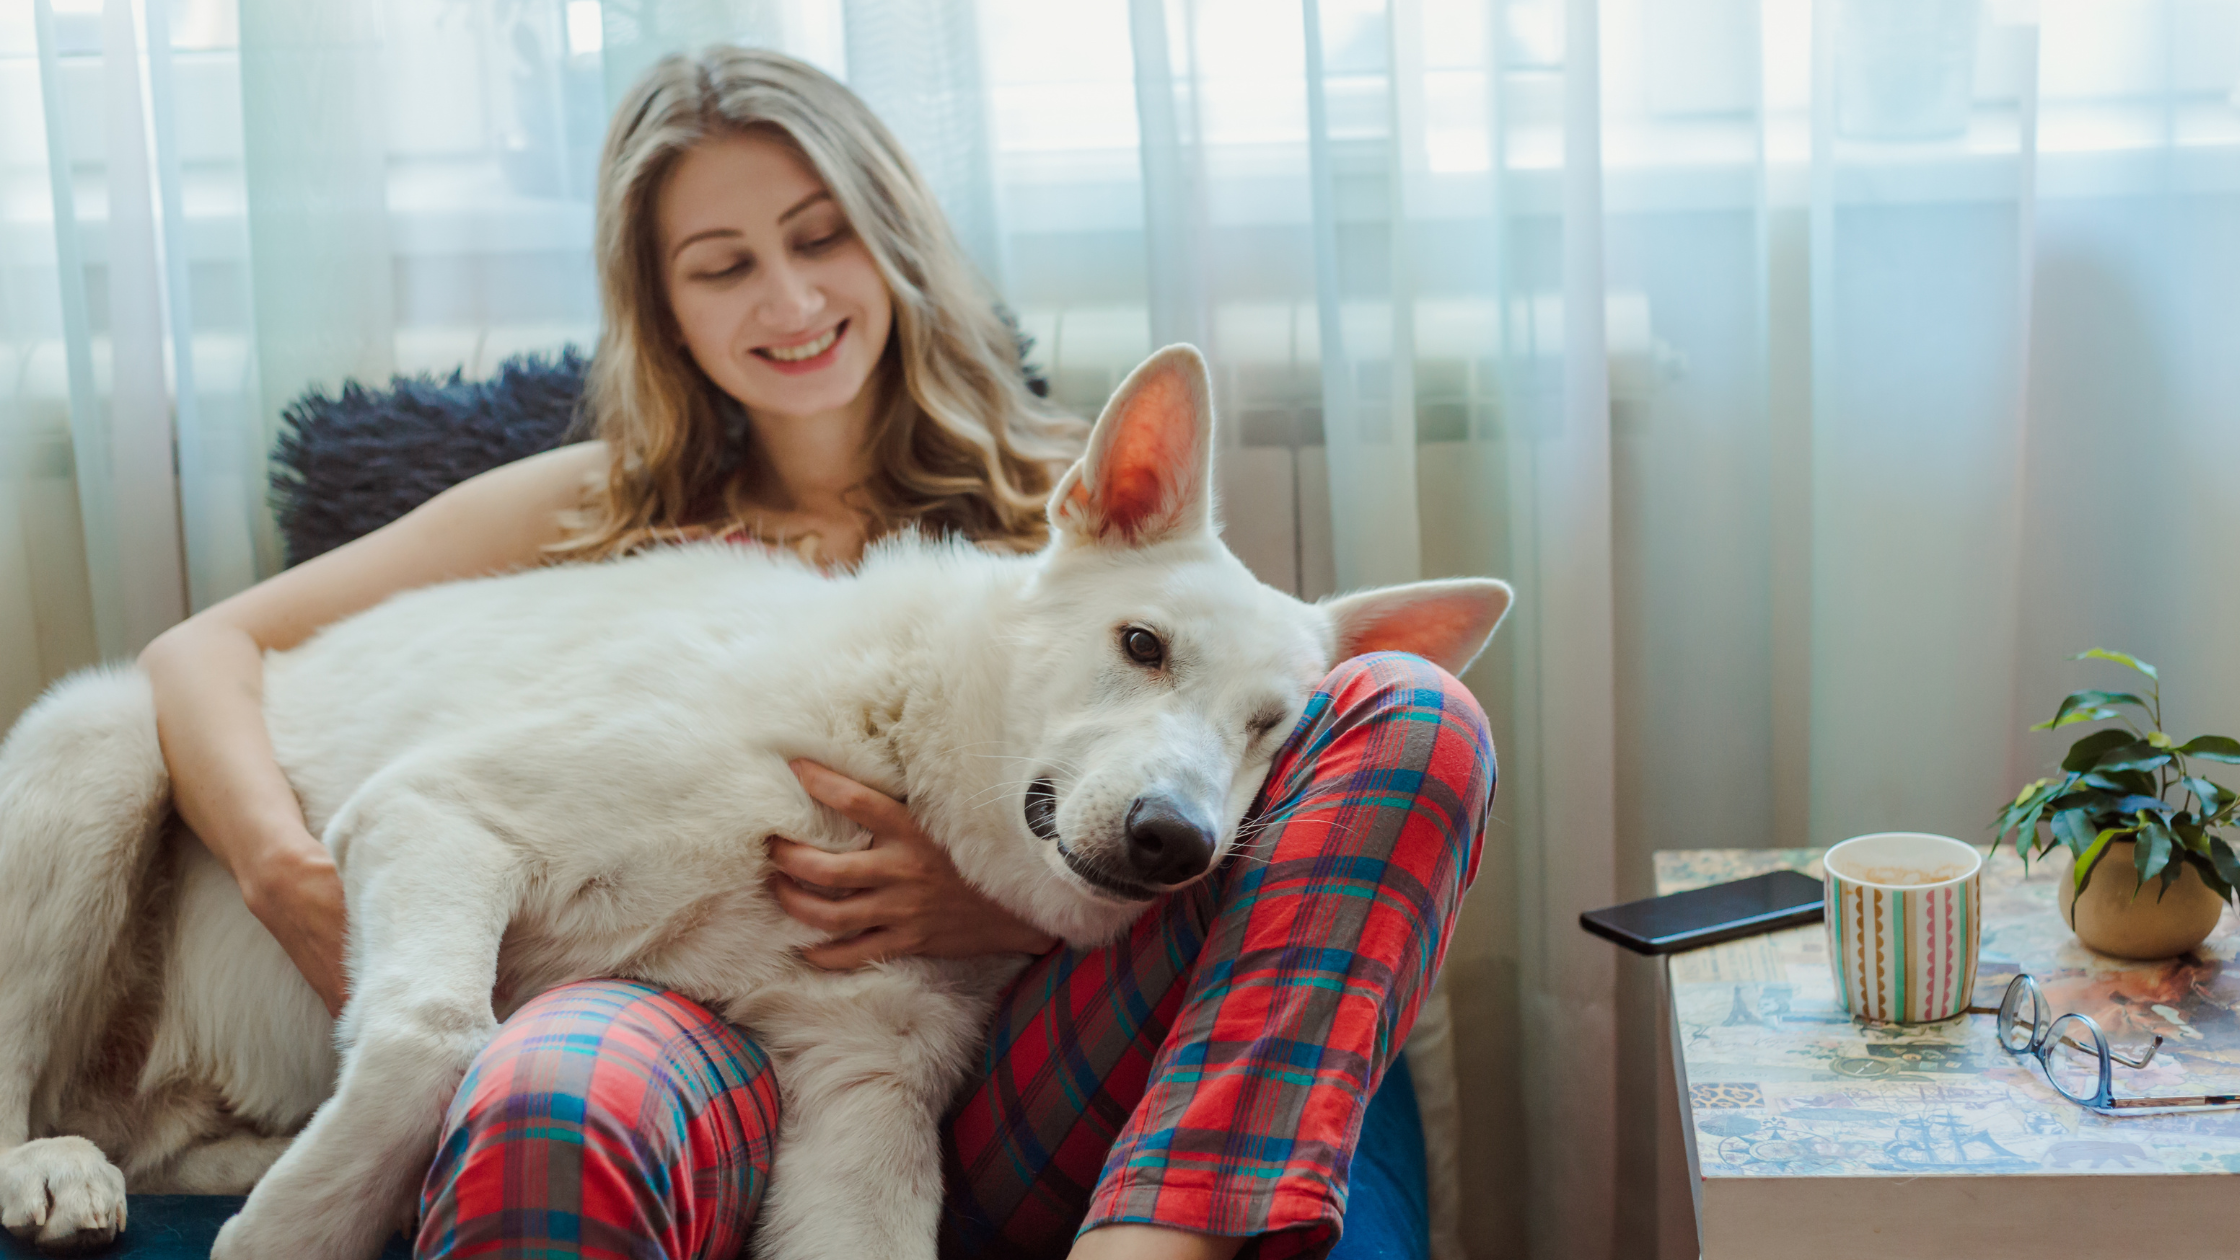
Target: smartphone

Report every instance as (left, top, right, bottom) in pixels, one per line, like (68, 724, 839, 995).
(1578, 869, 1825, 956)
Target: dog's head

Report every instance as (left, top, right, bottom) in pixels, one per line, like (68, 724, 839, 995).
(970, 345, 1512, 946)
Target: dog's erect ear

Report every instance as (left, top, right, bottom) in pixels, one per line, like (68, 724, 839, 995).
(1322, 578, 1515, 677)
(1050, 345, 1214, 547)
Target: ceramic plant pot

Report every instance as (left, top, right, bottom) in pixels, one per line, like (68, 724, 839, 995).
(2061, 840, 2228, 960)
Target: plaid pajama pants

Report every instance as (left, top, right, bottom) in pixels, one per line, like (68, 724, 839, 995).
(417, 651, 1494, 1260)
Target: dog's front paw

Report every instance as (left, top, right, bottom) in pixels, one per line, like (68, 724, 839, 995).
(0, 1136, 128, 1254)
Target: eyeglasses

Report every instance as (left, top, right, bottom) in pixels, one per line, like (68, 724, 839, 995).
(1969, 974, 2240, 1115)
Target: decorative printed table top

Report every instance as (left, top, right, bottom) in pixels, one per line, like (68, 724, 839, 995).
(1662, 847, 2240, 1181)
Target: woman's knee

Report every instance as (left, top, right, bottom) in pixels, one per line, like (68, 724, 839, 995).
(1307, 650, 1496, 793)
(1276, 650, 1495, 880)
(1319, 650, 1488, 735)
(420, 979, 778, 1259)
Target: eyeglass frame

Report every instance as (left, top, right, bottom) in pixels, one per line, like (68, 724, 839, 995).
(1969, 973, 2240, 1116)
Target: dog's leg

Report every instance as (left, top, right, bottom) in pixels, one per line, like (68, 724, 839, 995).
(749, 981, 986, 1260)
(140, 1134, 294, 1195)
(0, 671, 170, 1253)
(210, 791, 519, 1260)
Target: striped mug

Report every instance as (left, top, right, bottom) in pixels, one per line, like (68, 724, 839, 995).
(1823, 832, 1983, 1024)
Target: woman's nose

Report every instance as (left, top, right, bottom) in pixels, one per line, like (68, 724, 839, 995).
(755, 259, 823, 330)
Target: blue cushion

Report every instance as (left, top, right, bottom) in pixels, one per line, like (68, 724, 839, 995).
(0, 1196, 408, 1258)
(1330, 1053, 1432, 1260)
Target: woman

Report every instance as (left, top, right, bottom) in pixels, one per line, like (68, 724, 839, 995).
(140, 47, 1493, 1260)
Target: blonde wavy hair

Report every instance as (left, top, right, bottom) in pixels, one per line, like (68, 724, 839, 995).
(551, 46, 1082, 561)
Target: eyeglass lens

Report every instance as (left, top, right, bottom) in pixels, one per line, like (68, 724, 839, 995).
(1996, 976, 2043, 1053)
(2044, 1013, 2107, 1104)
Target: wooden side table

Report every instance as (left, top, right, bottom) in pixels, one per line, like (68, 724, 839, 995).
(1662, 848, 2240, 1258)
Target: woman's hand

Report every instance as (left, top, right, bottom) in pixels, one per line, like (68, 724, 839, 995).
(769, 760, 1058, 969)
(238, 836, 351, 1017)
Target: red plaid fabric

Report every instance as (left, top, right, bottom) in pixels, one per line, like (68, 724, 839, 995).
(418, 651, 1492, 1260)
(418, 981, 778, 1259)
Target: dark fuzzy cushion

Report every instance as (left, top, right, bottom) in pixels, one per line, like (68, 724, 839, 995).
(269, 348, 590, 567)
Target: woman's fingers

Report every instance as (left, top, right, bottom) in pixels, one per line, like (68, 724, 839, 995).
(791, 759, 914, 835)
(798, 927, 905, 972)
(769, 872, 897, 935)
(766, 834, 885, 890)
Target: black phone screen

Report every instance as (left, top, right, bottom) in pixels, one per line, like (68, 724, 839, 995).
(1578, 869, 1825, 956)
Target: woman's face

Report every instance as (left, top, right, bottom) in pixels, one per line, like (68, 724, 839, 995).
(658, 129, 894, 425)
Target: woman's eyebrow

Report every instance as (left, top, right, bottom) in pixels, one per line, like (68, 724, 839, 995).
(670, 228, 739, 261)
(778, 190, 833, 223)
(667, 192, 833, 262)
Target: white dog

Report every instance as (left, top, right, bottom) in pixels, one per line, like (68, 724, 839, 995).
(0, 346, 1510, 1259)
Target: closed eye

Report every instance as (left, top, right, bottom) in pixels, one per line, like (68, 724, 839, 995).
(1247, 709, 1286, 742)
(692, 257, 752, 282)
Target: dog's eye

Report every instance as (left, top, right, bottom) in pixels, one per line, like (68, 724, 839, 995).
(1121, 627, 1165, 668)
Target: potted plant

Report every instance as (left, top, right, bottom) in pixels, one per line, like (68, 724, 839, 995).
(1995, 649, 2240, 959)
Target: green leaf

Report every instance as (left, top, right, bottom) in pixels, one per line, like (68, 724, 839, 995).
(2209, 836, 2240, 895)
(2075, 648, 2159, 680)
(2200, 861, 2236, 905)
(2136, 818, 2175, 893)
(2185, 776, 2234, 818)
(2075, 826, 2130, 890)
(2006, 796, 2056, 864)
(2094, 742, 2173, 774)
(1997, 778, 2057, 824)
(2175, 735, 2240, 764)
(2062, 728, 2137, 773)
(2109, 793, 2175, 818)
(2034, 707, 2119, 731)
(2037, 690, 2154, 731)
(2053, 809, 2098, 857)
(2079, 769, 2157, 798)
(1995, 779, 2063, 846)
(2051, 793, 2149, 831)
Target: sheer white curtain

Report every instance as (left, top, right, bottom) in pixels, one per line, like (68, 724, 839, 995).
(7, 1, 2240, 1256)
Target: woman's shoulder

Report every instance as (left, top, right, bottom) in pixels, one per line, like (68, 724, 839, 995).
(479, 440, 610, 516)
(413, 440, 612, 561)
(524, 439, 609, 481)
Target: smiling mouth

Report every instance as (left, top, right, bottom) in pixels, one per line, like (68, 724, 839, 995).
(1025, 777, 1158, 903)
(755, 320, 845, 365)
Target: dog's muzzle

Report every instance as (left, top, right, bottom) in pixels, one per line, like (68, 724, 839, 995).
(1029, 777, 1165, 903)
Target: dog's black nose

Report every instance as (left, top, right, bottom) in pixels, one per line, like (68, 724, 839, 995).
(1123, 794, 1216, 886)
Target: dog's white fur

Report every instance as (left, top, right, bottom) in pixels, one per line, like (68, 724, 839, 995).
(0, 346, 1511, 1259)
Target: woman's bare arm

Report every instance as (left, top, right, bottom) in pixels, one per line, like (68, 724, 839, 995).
(138, 442, 609, 1015)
